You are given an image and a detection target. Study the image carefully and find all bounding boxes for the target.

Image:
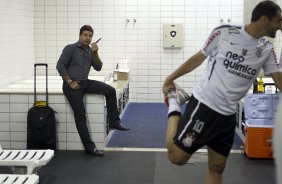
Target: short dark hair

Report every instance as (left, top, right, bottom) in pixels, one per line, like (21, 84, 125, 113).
(251, 1, 281, 22)
(79, 25, 93, 35)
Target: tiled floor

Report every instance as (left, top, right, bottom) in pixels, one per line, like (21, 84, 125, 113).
(0, 150, 275, 184)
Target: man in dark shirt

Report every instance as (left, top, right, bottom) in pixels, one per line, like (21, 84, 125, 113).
(56, 25, 129, 157)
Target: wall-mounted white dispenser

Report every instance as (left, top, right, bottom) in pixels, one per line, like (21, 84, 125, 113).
(163, 24, 183, 48)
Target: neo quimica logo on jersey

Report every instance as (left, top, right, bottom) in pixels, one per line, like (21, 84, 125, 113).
(223, 51, 257, 80)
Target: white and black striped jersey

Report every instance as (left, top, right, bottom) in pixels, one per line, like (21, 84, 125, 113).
(193, 24, 281, 115)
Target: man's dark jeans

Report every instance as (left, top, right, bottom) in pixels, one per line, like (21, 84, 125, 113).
(63, 79, 120, 150)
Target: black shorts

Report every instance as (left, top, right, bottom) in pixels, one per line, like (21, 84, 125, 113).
(174, 95, 236, 157)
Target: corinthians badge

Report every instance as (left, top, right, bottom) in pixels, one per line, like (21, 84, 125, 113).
(256, 47, 262, 57)
(182, 132, 196, 147)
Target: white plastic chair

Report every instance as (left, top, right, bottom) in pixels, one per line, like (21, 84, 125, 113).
(0, 147, 54, 174)
(0, 174, 39, 184)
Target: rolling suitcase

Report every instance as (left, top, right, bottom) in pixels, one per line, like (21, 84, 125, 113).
(27, 63, 56, 150)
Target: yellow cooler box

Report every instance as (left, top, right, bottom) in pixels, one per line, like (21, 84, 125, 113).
(244, 119, 273, 159)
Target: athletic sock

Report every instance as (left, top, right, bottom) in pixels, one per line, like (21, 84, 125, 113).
(168, 110, 181, 118)
(167, 93, 181, 117)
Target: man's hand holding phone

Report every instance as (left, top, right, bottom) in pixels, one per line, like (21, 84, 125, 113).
(91, 38, 101, 52)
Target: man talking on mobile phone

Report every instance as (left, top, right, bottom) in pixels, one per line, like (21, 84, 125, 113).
(56, 25, 129, 157)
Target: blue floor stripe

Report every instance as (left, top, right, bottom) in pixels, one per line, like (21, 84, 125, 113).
(106, 102, 243, 149)
(106, 103, 167, 148)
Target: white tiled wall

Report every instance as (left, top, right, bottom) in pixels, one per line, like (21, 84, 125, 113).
(33, 0, 245, 102)
(0, 76, 129, 150)
(0, 93, 106, 150)
(0, 0, 35, 86)
(2, 0, 282, 103)
(274, 0, 282, 56)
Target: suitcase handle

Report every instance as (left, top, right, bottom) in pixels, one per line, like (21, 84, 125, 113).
(34, 63, 48, 106)
(34, 63, 48, 67)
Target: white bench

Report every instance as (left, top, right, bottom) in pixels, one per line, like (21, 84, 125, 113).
(0, 148, 54, 174)
(0, 174, 39, 184)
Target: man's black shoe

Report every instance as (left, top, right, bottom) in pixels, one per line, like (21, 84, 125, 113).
(110, 123, 130, 131)
(85, 148, 104, 157)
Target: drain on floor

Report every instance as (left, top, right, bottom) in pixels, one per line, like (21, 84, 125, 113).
(187, 153, 208, 164)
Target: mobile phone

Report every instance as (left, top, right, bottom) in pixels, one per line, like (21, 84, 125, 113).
(96, 38, 101, 43)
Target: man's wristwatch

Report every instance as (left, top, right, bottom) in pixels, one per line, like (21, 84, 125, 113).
(67, 79, 72, 85)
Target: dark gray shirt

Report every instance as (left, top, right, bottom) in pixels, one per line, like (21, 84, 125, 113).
(56, 41, 103, 80)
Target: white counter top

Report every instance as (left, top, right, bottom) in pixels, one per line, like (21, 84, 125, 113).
(0, 76, 111, 94)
